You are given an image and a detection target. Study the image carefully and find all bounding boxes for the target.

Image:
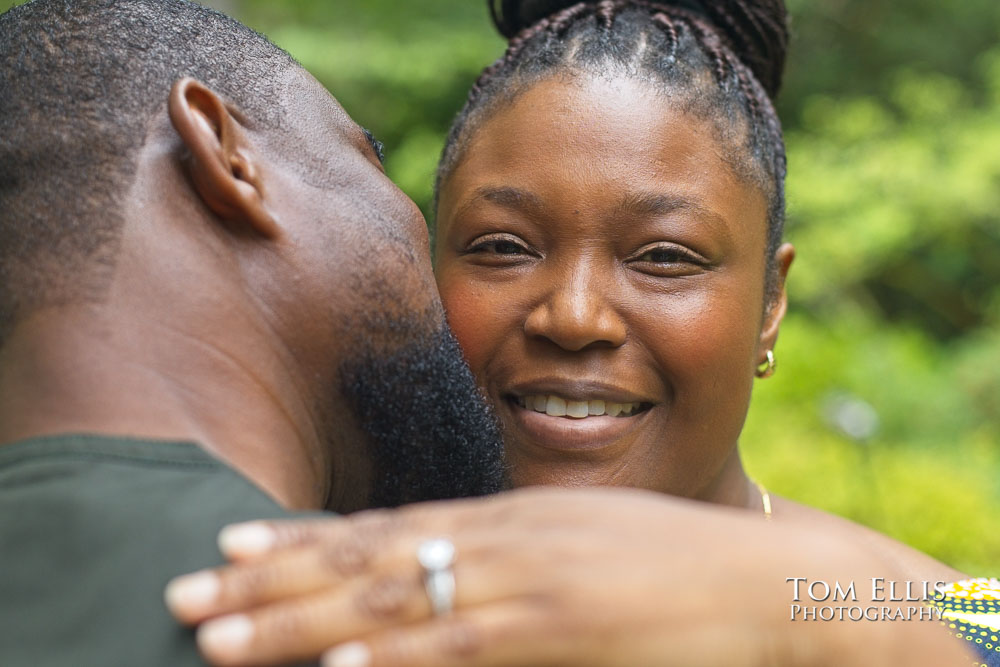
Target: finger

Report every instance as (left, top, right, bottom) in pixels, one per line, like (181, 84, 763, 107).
(218, 510, 406, 561)
(193, 539, 510, 667)
(166, 531, 415, 624)
(217, 496, 494, 562)
(169, 496, 561, 627)
(168, 502, 486, 624)
(195, 567, 433, 666)
(321, 602, 557, 667)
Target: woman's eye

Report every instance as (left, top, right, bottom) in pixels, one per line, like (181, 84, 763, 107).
(629, 245, 706, 276)
(637, 248, 687, 263)
(635, 246, 698, 264)
(467, 235, 532, 257)
(485, 240, 526, 255)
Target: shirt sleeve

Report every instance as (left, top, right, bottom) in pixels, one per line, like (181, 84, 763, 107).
(928, 578, 1000, 667)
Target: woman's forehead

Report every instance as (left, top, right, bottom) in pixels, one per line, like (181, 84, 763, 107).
(465, 76, 747, 178)
(442, 74, 767, 234)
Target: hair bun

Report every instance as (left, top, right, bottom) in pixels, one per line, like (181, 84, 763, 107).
(489, 0, 578, 38)
(488, 0, 788, 98)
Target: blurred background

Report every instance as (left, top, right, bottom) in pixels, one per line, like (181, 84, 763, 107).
(5, 0, 997, 574)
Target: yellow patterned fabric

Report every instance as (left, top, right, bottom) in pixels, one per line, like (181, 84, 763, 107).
(929, 578, 1000, 667)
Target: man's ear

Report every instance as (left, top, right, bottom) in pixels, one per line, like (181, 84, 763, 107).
(168, 77, 279, 239)
(756, 243, 795, 365)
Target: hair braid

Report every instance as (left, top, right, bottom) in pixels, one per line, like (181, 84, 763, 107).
(649, 10, 680, 57)
(678, 11, 733, 84)
(595, 0, 618, 28)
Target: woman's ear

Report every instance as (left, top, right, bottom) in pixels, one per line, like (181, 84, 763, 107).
(168, 77, 280, 239)
(756, 243, 795, 364)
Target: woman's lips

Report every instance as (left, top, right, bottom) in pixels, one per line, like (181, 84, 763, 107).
(503, 394, 653, 452)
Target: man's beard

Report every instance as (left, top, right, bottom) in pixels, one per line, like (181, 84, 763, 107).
(338, 320, 507, 508)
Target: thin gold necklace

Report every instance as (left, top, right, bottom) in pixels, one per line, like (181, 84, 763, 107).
(755, 481, 773, 520)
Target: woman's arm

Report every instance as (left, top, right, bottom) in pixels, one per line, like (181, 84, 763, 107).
(165, 487, 974, 666)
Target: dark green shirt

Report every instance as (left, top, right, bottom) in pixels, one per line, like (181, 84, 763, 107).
(0, 434, 300, 666)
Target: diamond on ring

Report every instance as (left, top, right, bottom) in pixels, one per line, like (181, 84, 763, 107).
(417, 538, 455, 571)
(417, 537, 456, 616)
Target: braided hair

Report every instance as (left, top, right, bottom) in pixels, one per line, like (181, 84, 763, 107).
(436, 0, 789, 293)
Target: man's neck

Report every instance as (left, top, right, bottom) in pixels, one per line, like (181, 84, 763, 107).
(0, 306, 331, 510)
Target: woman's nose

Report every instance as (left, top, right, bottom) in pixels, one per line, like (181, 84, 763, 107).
(523, 267, 627, 352)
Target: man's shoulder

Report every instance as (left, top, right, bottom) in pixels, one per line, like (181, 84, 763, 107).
(0, 433, 300, 667)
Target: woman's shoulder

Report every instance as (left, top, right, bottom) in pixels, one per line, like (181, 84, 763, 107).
(770, 494, 966, 583)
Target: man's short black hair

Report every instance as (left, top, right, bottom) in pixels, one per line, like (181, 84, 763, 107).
(0, 0, 297, 343)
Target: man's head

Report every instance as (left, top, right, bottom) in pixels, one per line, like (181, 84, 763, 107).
(0, 0, 298, 337)
(0, 0, 505, 509)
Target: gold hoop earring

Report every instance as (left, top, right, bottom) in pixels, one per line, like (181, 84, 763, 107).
(755, 350, 776, 379)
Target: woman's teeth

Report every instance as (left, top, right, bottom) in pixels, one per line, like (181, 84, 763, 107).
(516, 395, 642, 418)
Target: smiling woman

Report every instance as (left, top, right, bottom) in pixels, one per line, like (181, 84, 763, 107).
(435, 76, 787, 502)
(433, 0, 793, 508)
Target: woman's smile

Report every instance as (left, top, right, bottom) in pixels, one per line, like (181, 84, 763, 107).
(497, 378, 658, 452)
(503, 398, 655, 453)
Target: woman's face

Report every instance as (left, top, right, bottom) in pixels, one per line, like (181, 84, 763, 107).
(435, 74, 792, 500)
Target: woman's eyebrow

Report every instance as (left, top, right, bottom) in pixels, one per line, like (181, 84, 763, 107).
(616, 191, 699, 216)
(616, 191, 730, 233)
(456, 185, 544, 218)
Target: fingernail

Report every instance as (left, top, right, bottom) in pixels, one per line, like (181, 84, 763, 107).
(218, 522, 276, 558)
(323, 641, 372, 667)
(164, 570, 220, 617)
(198, 614, 254, 656)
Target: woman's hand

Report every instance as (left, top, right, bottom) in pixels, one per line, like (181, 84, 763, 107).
(165, 487, 971, 667)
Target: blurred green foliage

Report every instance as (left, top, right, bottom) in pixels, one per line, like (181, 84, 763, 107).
(3, 0, 996, 573)
(749, 0, 1000, 575)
